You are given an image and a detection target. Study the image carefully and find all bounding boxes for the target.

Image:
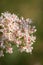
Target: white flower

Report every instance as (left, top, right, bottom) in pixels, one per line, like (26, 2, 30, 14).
(26, 18, 32, 24)
(1, 12, 19, 22)
(25, 46, 33, 53)
(19, 45, 33, 53)
(6, 47, 13, 54)
(31, 35, 36, 42)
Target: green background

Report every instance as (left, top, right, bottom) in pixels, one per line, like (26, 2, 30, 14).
(0, 0, 43, 65)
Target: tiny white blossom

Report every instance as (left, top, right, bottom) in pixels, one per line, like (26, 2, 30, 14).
(6, 47, 13, 54)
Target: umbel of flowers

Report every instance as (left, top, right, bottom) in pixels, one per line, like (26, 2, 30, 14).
(0, 12, 36, 57)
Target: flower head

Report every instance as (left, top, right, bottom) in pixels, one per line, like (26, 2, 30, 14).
(0, 12, 37, 57)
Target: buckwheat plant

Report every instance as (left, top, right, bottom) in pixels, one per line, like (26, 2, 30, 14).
(0, 12, 37, 57)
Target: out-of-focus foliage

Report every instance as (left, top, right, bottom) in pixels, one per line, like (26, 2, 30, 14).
(0, 0, 43, 65)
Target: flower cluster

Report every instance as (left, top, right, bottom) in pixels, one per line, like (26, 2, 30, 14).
(0, 12, 36, 57)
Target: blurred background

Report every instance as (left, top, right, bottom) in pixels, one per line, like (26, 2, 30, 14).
(0, 0, 43, 65)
